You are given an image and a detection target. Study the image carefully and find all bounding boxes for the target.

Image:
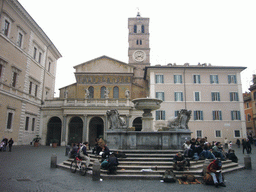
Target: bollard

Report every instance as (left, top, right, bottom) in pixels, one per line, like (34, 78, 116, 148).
(92, 160, 101, 181)
(244, 154, 252, 170)
(202, 159, 210, 176)
(51, 154, 57, 168)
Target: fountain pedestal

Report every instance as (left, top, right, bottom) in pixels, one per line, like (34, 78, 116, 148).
(132, 98, 162, 132)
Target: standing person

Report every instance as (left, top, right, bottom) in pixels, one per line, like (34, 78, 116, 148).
(79, 142, 90, 167)
(228, 141, 232, 150)
(242, 139, 247, 154)
(246, 139, 252, 154)
(206, 159, 226, 188)
(2, 138, 8, 152)
(8, 138, 14, 152)
(236, 139, 240, 148)
(224, 138, 228, 149)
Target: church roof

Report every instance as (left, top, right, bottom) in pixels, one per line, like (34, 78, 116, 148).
(73, 55, 134, 69)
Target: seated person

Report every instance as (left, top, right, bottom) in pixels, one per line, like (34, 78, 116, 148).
(70, 143, 79, 158)
(107, 153, 119, 174)
(205, 159, 226, 188)
(226, 149, 238, 163)
(100, 145, 110, 161)
(212, 142, 226, 161)
(173, 152, 190, 171)
(79, 142, 90, 167)
(92, 138, 101, 155)
(199, 145, 216, 160)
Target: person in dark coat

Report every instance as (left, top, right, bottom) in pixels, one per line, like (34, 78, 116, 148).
(246, 139, 251, 154)
(226, 149, 238, 163)
(242, 139, 247, 154)
(101, 145, 110, 161)
(107, 153, 119, 174)
(173, 152, 190, 171)
(8, 138, 14, 152)
(236, 139, 240, 148)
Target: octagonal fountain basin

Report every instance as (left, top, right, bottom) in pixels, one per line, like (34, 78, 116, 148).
(132, 98, 163, 111)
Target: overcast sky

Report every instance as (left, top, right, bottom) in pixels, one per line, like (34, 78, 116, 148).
(18, 0, 256, 96)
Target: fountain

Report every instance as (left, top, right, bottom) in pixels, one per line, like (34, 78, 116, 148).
(106, 98, 192, 150)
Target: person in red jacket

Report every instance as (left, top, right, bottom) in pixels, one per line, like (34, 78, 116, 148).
(207, 159, 226, 188)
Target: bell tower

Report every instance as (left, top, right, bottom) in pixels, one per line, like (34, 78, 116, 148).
(128, 12, 150, 95)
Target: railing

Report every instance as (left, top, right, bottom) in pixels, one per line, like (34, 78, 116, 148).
(43, 98, 133, 107)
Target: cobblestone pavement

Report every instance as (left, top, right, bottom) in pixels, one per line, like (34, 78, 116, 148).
(0, 144, 256, 192)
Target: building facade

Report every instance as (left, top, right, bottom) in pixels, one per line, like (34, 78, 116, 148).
(0, 0, 61, 145)
(145, 64, 247, 143)
(243, 74, 256, 136)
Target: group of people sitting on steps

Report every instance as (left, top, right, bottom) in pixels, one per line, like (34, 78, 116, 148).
(69, 138, 119, 174)
(173, 137, 240, 188)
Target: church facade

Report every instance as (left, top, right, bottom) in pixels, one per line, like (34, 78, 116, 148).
(41, 13, 149, 146)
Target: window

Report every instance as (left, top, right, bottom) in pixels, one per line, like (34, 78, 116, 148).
(155, 75, 164, 83)
(17, 33, 23, 47)
(175, 92, 183, 101)
(246, 102, 249, 108)
(6, 112, 13, 129)
(231, 111, 241, 120)
(193, 75, 201, 84)
(140, 40, 142, 45)
(210, 75, 219, 84)
(194, 110, 203, 120)
(33, 47, 37, 59)
(134, 25, 137, 33)
(211, 92, 220, 101)
(100, 86, 106, 99)
(194, 92, 200, 101)
(25, 117, 29, 131)
(12, 72, 17, 87)
(156, 110, 165, 120)
(247, 114, 251, 122)
(234, 130, 240, 137)
(196, 130, 202, 138)
(4, 20, 10, 36)
(35, 85, 38, 97)
(253, 92, 256, 100)
(29, 81, 33, 94)
(213, 111, 222, 120)
(174, 110, 179, 117)
(228, 75, 237, 84)
(48, 62, 51, 72)
(230, 92, 239, 101)
(113, 86, 119, 99)
(32, 118, 35, 131)
(215, 130, 221, 138)
(141, 25, 145, 33)
(38, 52, 42, 64)
(88, 86, 94, 98)
(174, 75, 182, 84)
(156, 92, 165, 101)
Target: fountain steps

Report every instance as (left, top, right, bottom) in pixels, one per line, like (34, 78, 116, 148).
(58, 150, 244, 180)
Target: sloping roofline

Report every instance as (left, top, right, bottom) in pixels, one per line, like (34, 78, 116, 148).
(73, 55, 134, 69)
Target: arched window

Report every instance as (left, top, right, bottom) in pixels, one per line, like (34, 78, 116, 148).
(141, 25, 145, 33)
(88, 86, 94, 98)
(134, 25, 137, 33)
(113, 86, 119, 99)
(101, 86, 106, 99)
(140, 40, 142, 45)
(136, 40, 139, 45)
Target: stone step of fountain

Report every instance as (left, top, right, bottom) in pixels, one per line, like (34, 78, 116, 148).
(59, 151, 244, 180)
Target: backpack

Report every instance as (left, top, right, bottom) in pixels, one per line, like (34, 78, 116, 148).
(162, 170, 176, 183)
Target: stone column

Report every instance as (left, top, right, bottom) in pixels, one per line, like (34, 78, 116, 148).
(83, 115, 87, 142)
(61, 115, 67, 146)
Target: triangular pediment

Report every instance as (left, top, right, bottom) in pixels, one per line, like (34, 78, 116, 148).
(74, 55, 134, 73)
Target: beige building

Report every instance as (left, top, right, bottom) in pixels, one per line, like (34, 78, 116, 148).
(145, 64, 247, 143)
(0, 0, 61, 145)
